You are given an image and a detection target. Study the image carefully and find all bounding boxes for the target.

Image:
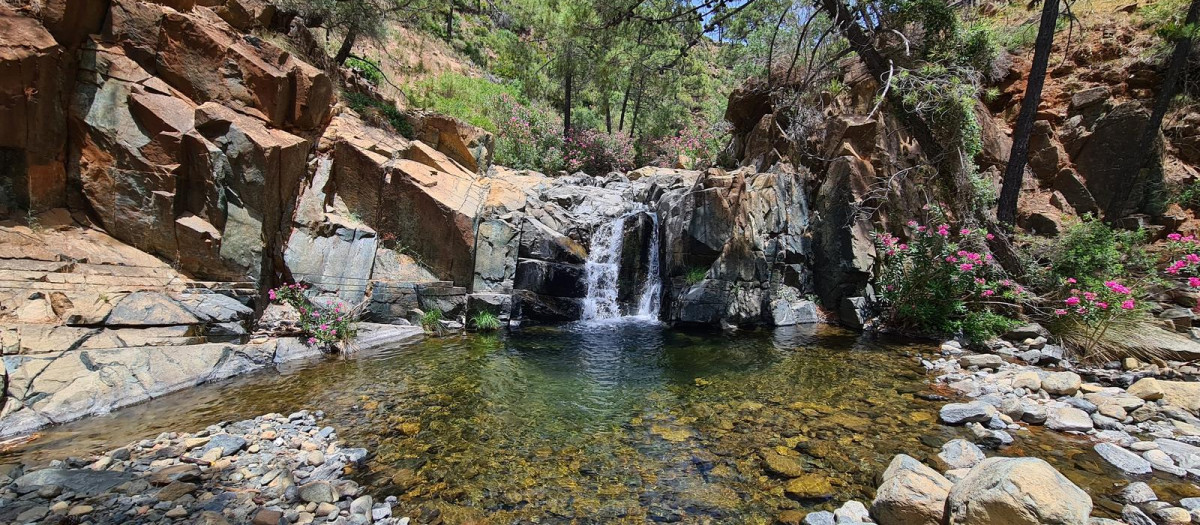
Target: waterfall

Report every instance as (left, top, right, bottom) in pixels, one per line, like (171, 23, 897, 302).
(581, 211, 662, 322)
(581, 217, 625, 320)
(634, 212, 662, 319)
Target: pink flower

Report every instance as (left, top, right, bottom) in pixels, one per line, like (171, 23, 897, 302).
(907, 220, 918, 227)
(1066, 278, 1077, 284)
(917, 225, 927, 233)
(1083, 292, 1097, 301)
(307, 337, 317, 345)
(945, 256, 958, 263)
(320, 324, 329, 331)
(1096, 301, 1109, 309)
(1076, 307, 1088, 314)
(268, 289, 277, 301)
(1190, 277, 1200, 288)
(898, 244, 908, 250)
(936, 224, 950, 237)
(1065, 296, 1081, 306)
(959, 263, 975, 272)
(1104, 281, 1131, 295)
(985, 233, 995, 241)
(1054, 309, 1068, 316)
(960, 228, 971, 235)
(981, 289, 995, 297)
(974, 278, 986, 285)
(1121, 300, 1136, 310)
(1169, 233, 1183, 241)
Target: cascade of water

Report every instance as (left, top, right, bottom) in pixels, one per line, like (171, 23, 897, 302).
(634, 212, 662, 319)
(580, 216, 626, 321)
(581, 211, 664, 322)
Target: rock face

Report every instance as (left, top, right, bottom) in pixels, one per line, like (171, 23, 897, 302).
(944, 457, 1092, 525)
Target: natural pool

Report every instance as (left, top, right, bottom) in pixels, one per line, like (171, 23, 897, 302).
(5, 322, 1198, 523)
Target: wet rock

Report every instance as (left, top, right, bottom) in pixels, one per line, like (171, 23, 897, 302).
(945, 457, 1091, 525)
(1046, 406, 1093, 432)
(1122, 505, 1156, 525)
(968, 422, 1013, 449)
(1005, 324, 1049, 341)
(871, 454, 952, 525)
(834, 501, 870, 523)
(200, 434, 247, 457)
(252, 508, 285, 525)
(1120, 482, 1157, 504)
(940, 402, 997, 425)
(938, 439, 986, 470)
(1094, 443, 1152, 475)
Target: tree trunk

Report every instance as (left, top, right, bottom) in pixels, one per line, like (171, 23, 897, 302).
(563, 45, 573, 138)
(766, 8, 788, 88)
(630, 82, 645, 138)
(446, 3, 454, 39)
(1109, 0, 1200, 218)
(997, 0, 1059, 226)
(333, 26, 359, 65)
(604, 96, 613, 134)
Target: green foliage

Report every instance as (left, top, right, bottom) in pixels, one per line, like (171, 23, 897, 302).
(268, 283, 358, 348)
(472, 311, 502, 332)
(420, 309, 443, 331)
(409, 72, 525, 132)
(344, 92, 414, 138)
(1170, 179, 1200, 211)
(684, 266, 708, 285)
(345, 56, 385, 86)
(1043, 215, 1128, 289)
(959, 311, 1021, 345)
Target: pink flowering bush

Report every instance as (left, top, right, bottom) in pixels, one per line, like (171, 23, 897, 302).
(490, 94, 566, 172)
(1046, 277, 1143, 359)
(652, 120, 730, 169)
(268, 283, 357, 349)
(874, 211, 1024, 343)
(562, 129, 636, 175)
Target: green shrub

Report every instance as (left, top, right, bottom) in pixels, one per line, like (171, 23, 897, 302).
(420, 309, 443, 331)
(684, 266, 708, 285)
(345, 56, 385, 86)
(1170, 179, 1200, 211)
(343, 92, 413, 138)
(472, 311, 502, 332)
(408, 72, 524, 132)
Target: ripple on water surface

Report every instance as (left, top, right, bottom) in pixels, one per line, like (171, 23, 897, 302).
(5, 323, 1197, 523)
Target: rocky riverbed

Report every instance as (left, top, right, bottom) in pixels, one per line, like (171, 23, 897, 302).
(0, 411, 406, 525)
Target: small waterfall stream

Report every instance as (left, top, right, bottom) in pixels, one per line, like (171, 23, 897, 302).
(580, 218, 625, 320)
(580, 211, 662, 322)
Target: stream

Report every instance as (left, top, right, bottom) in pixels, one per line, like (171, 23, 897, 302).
(5, 323, 1197, 523)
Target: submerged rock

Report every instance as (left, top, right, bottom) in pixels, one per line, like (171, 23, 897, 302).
(938, 439, 986, 470)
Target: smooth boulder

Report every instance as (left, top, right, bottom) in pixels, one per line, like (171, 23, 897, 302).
(945, 457, 1092, 525)
(871, 455, 952, 525)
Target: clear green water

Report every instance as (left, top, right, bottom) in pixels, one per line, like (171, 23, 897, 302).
(5, 322, 1198, 523)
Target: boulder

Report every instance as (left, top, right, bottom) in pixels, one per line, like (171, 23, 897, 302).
(959, 354, 1004, 370)
(14, 469, 136, 497)
(945, 457, 1092, 525)
(1042, 372, 1082, 396)
(1126, 377, 1165, 401)
(1046, 406, 1093, 432)
(412, 113, 494, 173)
(1094, 442, 1152, 475)
(940, 402, 998, 425)
(1011, 371, 1041, 391)
(871, 455, 952, 525)
(1158, 381, 1200, 414)
(938, 439, 986, 470)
